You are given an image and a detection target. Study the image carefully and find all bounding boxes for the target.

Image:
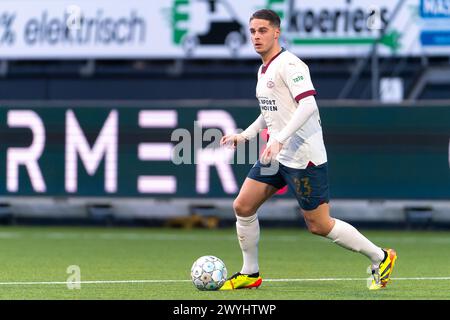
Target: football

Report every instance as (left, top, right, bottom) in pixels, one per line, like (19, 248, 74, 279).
(190, 255, 227, 290)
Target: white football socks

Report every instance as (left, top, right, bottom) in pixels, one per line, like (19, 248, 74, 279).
(326, 218, 385, 268)
(236, 213, 260, 275)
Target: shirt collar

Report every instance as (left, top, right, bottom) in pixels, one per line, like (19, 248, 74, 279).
(261, 47, 285, 74)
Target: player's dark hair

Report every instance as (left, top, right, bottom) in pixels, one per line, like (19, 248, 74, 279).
(250, 9, 281, 28)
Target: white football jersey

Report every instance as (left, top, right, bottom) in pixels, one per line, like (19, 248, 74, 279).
(256, 49, 327, 169)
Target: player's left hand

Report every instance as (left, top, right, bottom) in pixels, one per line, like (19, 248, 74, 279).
(260, 140, 283, 164)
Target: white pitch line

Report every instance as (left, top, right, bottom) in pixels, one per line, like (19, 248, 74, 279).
(0, 279, 191, 285)
(1, 277, 450, 286)
(265, 277, 450, 281)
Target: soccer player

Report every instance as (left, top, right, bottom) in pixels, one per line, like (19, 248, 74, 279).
(219, 9, 397, 291)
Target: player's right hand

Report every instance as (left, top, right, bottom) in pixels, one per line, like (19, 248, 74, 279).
(220, 134, 246, 149)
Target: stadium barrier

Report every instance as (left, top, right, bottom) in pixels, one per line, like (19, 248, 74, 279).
(0, 100, 449, 227)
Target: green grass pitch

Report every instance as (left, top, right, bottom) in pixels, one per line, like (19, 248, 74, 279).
(0, 226, 449, 300)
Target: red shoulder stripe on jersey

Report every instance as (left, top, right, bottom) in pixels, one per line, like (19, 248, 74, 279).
(295, 90, 317, 102)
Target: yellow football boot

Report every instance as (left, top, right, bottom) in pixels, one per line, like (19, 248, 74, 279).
(369, 248, 398, 290)
(219, 272, 262, 290)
